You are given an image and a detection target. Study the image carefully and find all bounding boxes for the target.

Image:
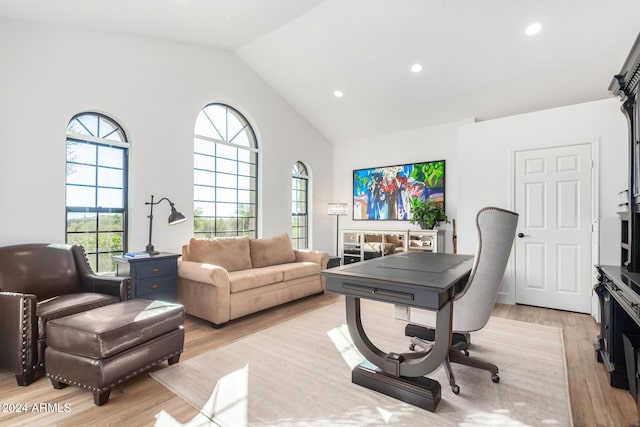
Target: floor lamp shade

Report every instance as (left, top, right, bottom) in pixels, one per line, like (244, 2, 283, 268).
(327, 203, 349, 216)
(328, 203, 348, 257)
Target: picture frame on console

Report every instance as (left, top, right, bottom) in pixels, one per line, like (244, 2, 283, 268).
(352, 160, 445, 221)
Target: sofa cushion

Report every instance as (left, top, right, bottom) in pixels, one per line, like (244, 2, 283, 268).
(279, 262, 321, 281)
(249, 233, 296, 268)
(364, 234, 382, 243)
(188, 237, 252, 272)
(37, 293, 120, 339)
(228, 266, 284, 293)
(385, 234, 403, 249)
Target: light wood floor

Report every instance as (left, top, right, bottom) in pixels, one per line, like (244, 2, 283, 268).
(0, 293, 636, 426)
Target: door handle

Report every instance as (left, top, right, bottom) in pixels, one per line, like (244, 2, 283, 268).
(517, 232, 528, 238)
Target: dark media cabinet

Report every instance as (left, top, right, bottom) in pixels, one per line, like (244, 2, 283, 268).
(595, 33, 640, 425)
(595, 266, 640, 388)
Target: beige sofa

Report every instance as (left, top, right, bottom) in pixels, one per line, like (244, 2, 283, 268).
(177, 233, 329, 327)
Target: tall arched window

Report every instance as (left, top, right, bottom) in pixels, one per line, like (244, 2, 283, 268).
(66, 112, 129, 273)
(194, 104, 258, 237)
(291, 161, 309, 249)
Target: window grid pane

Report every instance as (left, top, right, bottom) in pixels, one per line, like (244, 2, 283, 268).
(65, 112, 128, 273)
(194, 104, 258, 238)
(291, 163, 309, 250)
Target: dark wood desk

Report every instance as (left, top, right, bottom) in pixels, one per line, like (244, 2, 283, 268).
(321, 251, 474, 412)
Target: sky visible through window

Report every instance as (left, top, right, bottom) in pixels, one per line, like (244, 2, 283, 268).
(65, 112, 128, 272)
(66, 142, 124, 208)
(193, 103, 258, 238)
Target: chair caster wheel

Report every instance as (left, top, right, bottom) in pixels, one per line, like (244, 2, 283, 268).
(409, 344, 416, 351)
(451, 384, 460, 394)
(491, 373, 500, 383)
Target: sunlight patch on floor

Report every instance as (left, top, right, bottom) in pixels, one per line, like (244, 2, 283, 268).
(460, 408, 561, 427)
(328, 324, 396, 425)
(200, 364, 248, 425)
(327, 323, 363, 370)
(154, 364, 249, 427)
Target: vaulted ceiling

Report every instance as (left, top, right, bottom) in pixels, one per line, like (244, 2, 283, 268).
(1, 0, 639, 143)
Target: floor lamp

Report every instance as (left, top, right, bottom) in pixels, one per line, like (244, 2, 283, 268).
(328, 203, 348, 257)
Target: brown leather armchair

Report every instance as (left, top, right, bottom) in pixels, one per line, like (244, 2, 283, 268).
(0, 243, 131, 386)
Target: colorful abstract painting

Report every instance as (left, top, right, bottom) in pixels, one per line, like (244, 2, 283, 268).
(353, 160, 445, 220)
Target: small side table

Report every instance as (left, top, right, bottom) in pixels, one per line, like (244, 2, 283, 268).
(113, 252, 180, 302)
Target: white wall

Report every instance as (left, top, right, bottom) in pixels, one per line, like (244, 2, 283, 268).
(331, 119, 473, 255)
(458, 98, 627, 303)
(329, 98, 626, 307)
(0, 17, 334, 254)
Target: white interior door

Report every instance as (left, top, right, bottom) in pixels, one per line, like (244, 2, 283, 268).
(514, 143, 593, 313)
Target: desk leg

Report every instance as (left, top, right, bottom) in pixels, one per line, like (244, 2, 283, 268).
(345, 296, 452, 377)
(345, 296, 453, 412)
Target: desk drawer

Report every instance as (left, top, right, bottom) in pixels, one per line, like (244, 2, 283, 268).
(135, 260, 176, 279)
(341, 282, 414, 304)
(324, 276, 447, 310)
(136, 276, 176, 297)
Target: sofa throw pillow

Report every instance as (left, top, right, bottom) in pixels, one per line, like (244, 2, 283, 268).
(249, 233, 296, 268)
(188, 237, 253, 272)
(364, 234, 382, 243)
(385, 234, 402, 248)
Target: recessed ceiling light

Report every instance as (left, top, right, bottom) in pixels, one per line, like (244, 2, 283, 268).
(334, 90, 343, 98)
(411, 64, 423, 73)
(525, 22, 542, 36)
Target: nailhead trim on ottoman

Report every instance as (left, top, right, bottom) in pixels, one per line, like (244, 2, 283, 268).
(45, 300, 185, 406)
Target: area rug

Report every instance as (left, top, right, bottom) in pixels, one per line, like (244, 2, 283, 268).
(151, 300, 572, 426)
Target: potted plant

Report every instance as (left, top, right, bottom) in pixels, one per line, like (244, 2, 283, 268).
(409, 198, 448, 229)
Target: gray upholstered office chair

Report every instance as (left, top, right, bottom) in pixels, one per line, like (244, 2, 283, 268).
(405, 206, 519, 394)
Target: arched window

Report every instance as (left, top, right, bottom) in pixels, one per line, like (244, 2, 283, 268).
(194, 104, 258, 237)
(66, 112, 129, 273)
(291, 161, 309, 249)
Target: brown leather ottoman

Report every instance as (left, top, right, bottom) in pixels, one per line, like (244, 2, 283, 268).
(44, 299, 184, 405)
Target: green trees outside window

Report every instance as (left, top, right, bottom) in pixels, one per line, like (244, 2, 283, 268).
(65, 113, 129, 273)
(193, 104, 258, 238)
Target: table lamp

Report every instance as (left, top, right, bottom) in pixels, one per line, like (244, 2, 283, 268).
(146, 195, 187, 254)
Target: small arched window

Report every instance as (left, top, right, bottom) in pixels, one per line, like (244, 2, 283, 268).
(65, 112, 129, 272)
(292, 161, 309, 249)
(193, 103, 259, 237)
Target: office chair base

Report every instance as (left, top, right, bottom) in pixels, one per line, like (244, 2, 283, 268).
(408, 337, 500, 393)
(443, 356, 460, 394)
(405, 324, 470, 347)
(352, 360, 442, 412)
